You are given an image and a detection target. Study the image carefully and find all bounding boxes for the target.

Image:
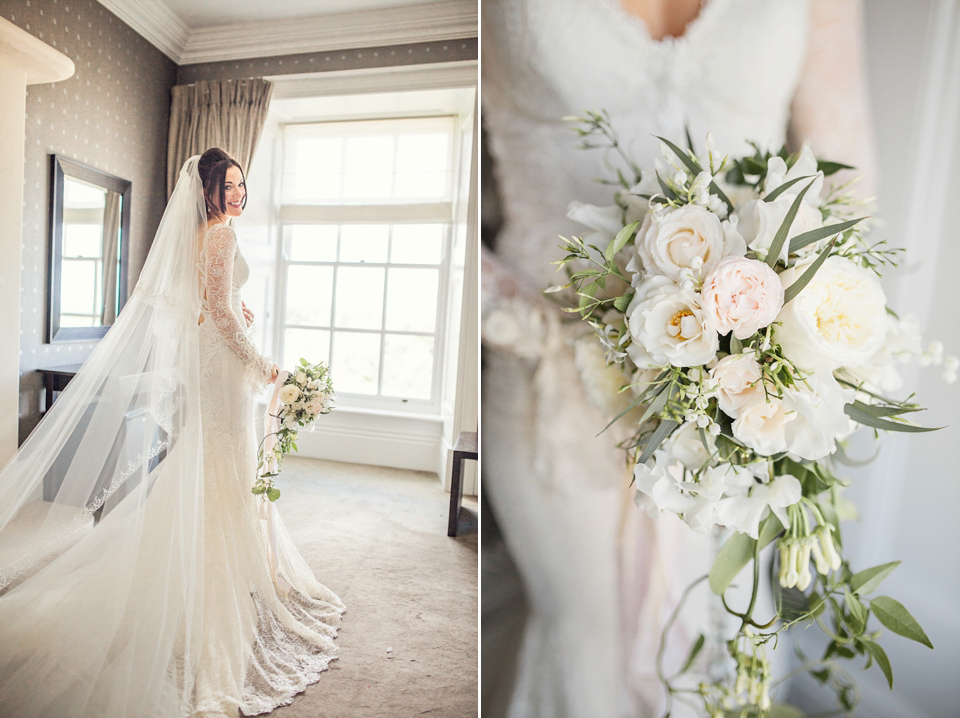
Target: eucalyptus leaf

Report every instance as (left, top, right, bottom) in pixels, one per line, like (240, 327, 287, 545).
(763, 174, 815, 203)
(605, 220, 640, 261)
(851, 561, 900, 595)
(655, 135, 702, 174)
(871, 596, 933, 648)
(656, 171, 679, 201)
(844, 403, 940, 433)
(818, 160, 855, 176)
(788, 217, 866, 253)
(613, 293, 634, 312)
(782, 238, 837, 305)
(679, 634, 706, 674)
(765, 179, 816, 268)
(266, 487, 281, 502)
(862, 639, 894, 690)
(637, 418, 679, 465)
(844, 588, 867, 633)
(708, 515, 783, 595)
(729, 335, 743, 354)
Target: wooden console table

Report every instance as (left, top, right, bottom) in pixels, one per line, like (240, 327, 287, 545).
(448, 430, 478, 537)
(36, 363, 82, 414)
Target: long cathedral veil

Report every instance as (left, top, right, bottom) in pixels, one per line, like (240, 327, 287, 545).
(0, 156, 210, 715)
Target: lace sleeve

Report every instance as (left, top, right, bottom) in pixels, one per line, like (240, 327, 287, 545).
(789, 0, 878, 197)
(204, 224, 273, 383)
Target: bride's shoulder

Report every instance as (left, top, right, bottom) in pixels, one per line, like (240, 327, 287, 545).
(204, 222, 237, 244)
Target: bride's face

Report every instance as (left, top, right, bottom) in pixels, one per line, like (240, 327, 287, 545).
(223, 166, 246, 218)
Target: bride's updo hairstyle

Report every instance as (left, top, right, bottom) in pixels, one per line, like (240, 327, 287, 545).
(197, 147, 247, 219)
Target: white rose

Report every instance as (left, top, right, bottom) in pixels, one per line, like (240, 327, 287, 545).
(775, 256, 887, 371)
(277, 384, 301, 405)
(781, 372, 855, 461)
(627, 278, 719, 367)
(710, 353, 766, 418)
(635, 204, 745, 281)
(736, 195, 823, 264)
(731, 396, 791, 456)
(701, 256, 784, 339)
(295, 371, 308, 385)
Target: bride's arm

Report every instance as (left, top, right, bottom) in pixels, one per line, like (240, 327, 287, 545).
(481, 244, 572, 360)
(204, 224, 274, 382)
(789, 0, 878, 196)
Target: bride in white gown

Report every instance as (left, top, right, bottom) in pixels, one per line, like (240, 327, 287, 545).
(481, 0, 875, 715)
(0, 149, 344, 717)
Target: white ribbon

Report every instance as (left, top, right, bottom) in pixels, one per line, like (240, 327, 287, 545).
(260, 370, 292, 594)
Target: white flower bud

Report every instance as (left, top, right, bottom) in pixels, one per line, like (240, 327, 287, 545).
(796, 539, 813, 591)
(673, 170, 687, 186)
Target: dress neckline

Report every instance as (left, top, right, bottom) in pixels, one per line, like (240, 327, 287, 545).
(603, 0, 724, 50)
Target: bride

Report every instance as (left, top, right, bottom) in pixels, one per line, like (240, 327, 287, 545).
(482, 0, 875, 715)
(0, 149, 344, 717)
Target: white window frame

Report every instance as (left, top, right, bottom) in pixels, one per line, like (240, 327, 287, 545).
(274, 113, 461, 416)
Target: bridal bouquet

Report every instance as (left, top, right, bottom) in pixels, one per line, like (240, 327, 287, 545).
(552, 112, 954, 716)
(252, 358, 335, 502)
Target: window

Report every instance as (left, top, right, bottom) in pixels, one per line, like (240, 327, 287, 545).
(277, 117, 458, 411)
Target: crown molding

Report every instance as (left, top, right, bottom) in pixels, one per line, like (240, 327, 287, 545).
(97, 0, 476, 67)
(267, 60, 478, 100)
(97, 0, 189, 63)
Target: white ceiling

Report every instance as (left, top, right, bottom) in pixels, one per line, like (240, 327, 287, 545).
(97, 0, 476, 65)
(159, 0, 450, 30)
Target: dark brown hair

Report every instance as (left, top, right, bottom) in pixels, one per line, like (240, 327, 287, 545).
(197, 148, 247, 219)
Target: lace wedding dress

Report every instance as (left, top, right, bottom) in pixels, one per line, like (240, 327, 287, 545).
(482, 0, 875, 715)
(0, 158, 344, 718)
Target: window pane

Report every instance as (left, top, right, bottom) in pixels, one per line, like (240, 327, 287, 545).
(285, 265, 333, 326)
(382, 334, 434, 400)
(396, 134, 448, 173)
(60, 315, 97, 327)
(332, 331, 380, 395)
(391, 224, 443, 265)
(344, 172, 393, 200)
(385, 268, 438, 333)
(61, 259, 97, 314)
(294, 138, 342, 200)
(283, 328, 330, 370)
(335, 266, 384, 330)
(344, 135, 394, 175)
(63, 224, 103, 258)
(394, 171, 448, 199)
(285, 225, 338, 262)
(340, 225, 388, 263)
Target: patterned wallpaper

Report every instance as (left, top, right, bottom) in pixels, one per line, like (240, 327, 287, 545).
(176, 38, 478, 85)
(0, 0, 177, 443)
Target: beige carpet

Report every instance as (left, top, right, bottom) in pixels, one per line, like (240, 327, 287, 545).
(262, 457, 478, 718)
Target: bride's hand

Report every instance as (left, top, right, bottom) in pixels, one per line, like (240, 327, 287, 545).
(242, 301, 254, 328)
(270, 365, 280, 383)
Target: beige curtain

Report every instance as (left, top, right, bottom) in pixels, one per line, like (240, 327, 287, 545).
(166, 78, 274, 198)
(100, 189, 121, 325)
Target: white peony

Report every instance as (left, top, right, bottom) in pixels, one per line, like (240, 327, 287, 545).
(701, 256, 784, 339)
(634, 204, 745, 281)
(710, 353, 766, 418)
(731, 395, 792, 456)
(627, 277, 719, 367)
(781, 372, 854, 460)
(277, 384, 301, 405)
(716, 473, 802, 539)
(775, 256, 887, 371)
(736, 194, 823, 265)
(764, 146, 824, 202)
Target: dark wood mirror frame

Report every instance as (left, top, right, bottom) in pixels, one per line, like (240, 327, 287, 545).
(47, 155, 132, 343)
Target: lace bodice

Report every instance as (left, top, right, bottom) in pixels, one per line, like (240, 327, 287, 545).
(199, 223, 272, 384)
(482, 0, 811, 291)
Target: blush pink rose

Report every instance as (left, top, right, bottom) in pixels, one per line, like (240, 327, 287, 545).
(701, 256, 784, 340)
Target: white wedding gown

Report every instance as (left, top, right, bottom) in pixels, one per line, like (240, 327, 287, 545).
(0, 222, 344, 717)
(482, 0, 874, 715)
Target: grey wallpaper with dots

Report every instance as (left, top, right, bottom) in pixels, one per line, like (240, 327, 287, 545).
(0, 0, 178, 443)
(176, 38, 478, 85)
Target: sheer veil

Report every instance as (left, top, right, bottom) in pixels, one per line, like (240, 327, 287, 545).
(0, 155, 212, 715)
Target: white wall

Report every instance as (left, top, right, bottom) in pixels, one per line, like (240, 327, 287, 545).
(789, 2, 960, 715)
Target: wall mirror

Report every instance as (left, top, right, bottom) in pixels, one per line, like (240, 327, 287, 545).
(48, 155, 131, 342)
